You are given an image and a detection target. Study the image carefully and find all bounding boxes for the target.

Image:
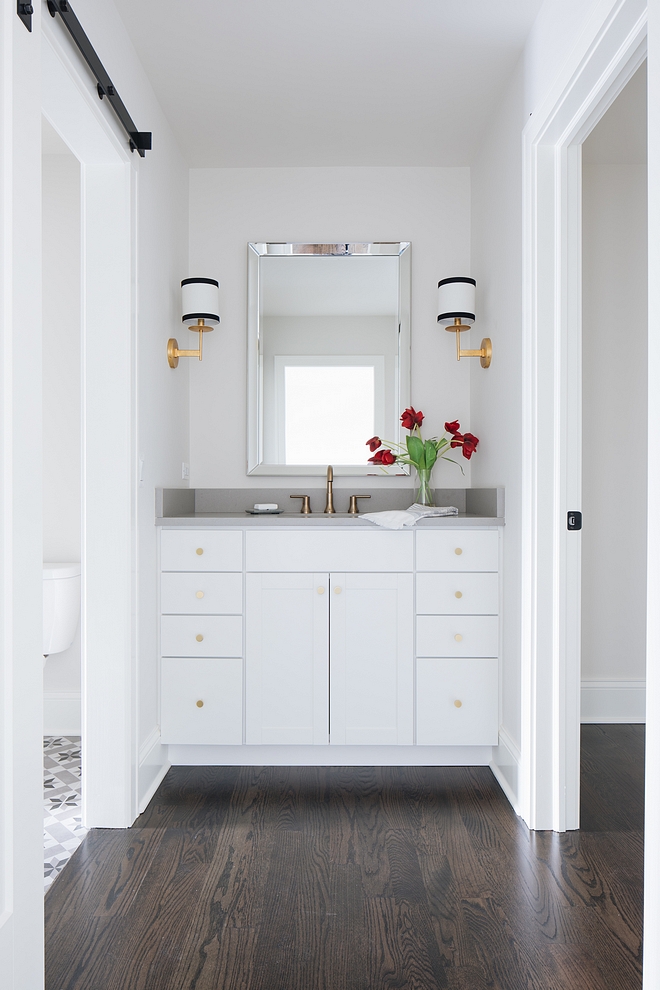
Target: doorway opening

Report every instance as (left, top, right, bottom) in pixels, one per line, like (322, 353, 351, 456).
(41, 115, 86, 888)
(579, 62, 647, 825)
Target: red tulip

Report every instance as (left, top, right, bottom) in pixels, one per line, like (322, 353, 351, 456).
(366, 436, 381, 452)
(461, 433, 479, 459)
(449, 431, 464, 449)
(445, 420, 461, 436)
(401, 406, 424, 430)
(368, 449, 385, 463)
(380, 449, 396, 465)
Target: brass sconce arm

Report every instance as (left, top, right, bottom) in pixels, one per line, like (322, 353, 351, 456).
(167, 319, 213, 369)
(446, 318, 492, 369)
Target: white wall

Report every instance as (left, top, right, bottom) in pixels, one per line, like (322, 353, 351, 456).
(470, 60, 526, 785)
(42, 147, 82, 729)
(581, 93, 647, 718)
(188, 166, 472, 489)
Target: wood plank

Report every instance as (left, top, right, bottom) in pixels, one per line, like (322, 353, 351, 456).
(45, 731, 645, 990)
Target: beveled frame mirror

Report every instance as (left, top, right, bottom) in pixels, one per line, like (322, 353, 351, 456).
(247, 242, 411, 476)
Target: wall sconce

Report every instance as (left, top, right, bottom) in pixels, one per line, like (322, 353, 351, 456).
(437, 276, 491, 369)
(167, 277, 220, 368)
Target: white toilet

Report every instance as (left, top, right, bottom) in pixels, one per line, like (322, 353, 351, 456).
(43, 562, 81, 658)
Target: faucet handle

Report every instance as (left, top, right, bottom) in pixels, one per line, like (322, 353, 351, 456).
(290, 494, 312, 514)
(348, 495, 371, 515)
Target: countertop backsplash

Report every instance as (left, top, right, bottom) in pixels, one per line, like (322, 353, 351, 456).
(157, 487, 504, 519)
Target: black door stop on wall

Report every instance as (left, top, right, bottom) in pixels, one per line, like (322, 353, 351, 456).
(44, 0, 152, 157)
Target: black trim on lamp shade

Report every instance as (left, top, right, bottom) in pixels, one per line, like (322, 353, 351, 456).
(182, 312, 220, 324)
(437, 311, 476, 323)
(181, 277, 219, 287)
(438, 276, 476, 288)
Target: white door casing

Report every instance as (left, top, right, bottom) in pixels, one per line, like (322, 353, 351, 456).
(521, 0, 647, 833)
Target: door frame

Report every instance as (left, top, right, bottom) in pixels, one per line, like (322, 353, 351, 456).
(520, 0, 647, 831)
(41, 26, 138, 828)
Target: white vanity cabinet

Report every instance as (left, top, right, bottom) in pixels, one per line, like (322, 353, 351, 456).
(159, 524, 501, 754)
(415, 530, 499, 746)
(244, 531, 414, 746)
(160, 530, 244, 745)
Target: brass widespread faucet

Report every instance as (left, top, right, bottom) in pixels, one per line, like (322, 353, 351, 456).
(324, 465, 335, 514)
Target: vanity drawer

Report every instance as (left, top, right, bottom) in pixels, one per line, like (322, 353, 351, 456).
(161, 658, 243, 744)
(161, 530, 243, 572)
(161, 572, 243, 615)
(416, 658, 498, 745)
(416, 572, 498, 616)
(416, 615, 498, 657)
(246, 530, 413, 572)
(161, 615, 243, 657)
(416, 531, 498, 572)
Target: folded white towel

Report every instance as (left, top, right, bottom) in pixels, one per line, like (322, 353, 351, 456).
(362, 505, 459, 530)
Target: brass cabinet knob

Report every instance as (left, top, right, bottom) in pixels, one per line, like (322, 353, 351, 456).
(196, 700, 204, 708)
(348, 494, 371, 515)
(196, 591, 204, 599)
(454, 547, 463, 556)
(317, 586, 325, 595)
(454, 700, 463, 708)
(455, 591, 463, 599)
(196, 634, 204, 642)
(334, 586, 342, 595)
(196, 547, 204, 556)
(454, 634, 463, 642)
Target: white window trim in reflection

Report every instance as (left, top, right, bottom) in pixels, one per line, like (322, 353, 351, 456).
(273, 355, 385, 466)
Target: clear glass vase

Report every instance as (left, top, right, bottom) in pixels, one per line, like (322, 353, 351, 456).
(415, 466, 434, 506)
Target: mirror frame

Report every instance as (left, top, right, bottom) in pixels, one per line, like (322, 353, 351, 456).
(246, 242, 411, 476)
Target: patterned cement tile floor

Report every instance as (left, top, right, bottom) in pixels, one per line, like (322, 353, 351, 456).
(43, 735, 88, 892)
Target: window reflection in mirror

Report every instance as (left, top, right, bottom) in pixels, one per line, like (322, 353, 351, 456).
(247, 243, 411, 476)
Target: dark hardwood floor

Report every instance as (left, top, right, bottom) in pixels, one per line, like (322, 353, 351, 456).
(45, 725, 644, 989)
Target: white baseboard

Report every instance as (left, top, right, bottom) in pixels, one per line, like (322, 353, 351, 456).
(581, 678, 645, 723)
(138, 726, 170, 814)
(167, 743, 494, 767)
(44, 692, 81, 735)
(490, 725, 521, 815)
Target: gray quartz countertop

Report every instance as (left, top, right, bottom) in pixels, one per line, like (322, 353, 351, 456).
(156, 512, 504, 528)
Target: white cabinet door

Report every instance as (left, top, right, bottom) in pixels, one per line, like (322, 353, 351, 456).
(161, 614, 243, 657)
(416, 615, 499, 658)
(416, 572, 499, 615)
(161, 658, 243, 745)
(245, 572, 329, 745)
(161, 572, 243, 614)
(416, 530, 499, 572)
(330, 573, 414, 745)
(161, 530, 243, 571)
(416, 658, 498, 745)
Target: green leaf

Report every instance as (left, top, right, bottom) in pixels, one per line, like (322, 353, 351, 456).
(406, 435, 424, 468)
(424, 441, 438, 471)
(441, 454, 465, 475)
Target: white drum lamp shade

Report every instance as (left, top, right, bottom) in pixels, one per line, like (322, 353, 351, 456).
(437, 277, 476, 326)
(181, 277, 220, 326)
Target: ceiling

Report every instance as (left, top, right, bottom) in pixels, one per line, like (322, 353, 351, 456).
(113, 0, 544, 168)
(582, 61, 647, 166)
